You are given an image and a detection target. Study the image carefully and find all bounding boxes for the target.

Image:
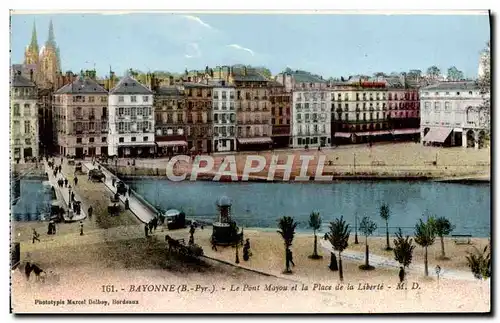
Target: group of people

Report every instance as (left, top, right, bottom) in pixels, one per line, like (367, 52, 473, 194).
(144, 217, 160, 237)
(56, 177, 69, 188)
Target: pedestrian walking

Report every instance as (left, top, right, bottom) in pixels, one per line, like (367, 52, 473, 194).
(211, 237, 217, 251)
(128, 186, 131, 196)
(74, 176, 78, 186)
(124, 198, 129, 210)
(112, 178, 116, 187)
(79, 221, 84, 236)
(144, 224, 149, 238)
(64, 178, 68, 187)
(32, 229, 40, 244)
(60, 157, 63, 165)
(71, 192, 75, 202)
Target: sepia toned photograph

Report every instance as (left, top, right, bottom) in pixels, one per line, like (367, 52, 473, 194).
(8, 9, 491, 313)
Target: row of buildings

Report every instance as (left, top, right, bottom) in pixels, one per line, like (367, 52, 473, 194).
(10, 22, 490, 160)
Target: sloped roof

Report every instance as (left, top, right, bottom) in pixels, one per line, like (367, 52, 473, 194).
(231, 66, 268, 82)
(11, 73, 36, 87)
(183, 82, 213, 88)
(290, 72, 325, 84)
(55, 77, 108, 94)
(110, 75, 153, 94)
(155, 86, 183, 96)
(422, 81, 480, 91)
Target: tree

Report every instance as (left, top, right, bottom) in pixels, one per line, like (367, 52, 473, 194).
(466, 245, 491, 280)
(379, 203, 392, 251)
(308, 212, 322, 259)
(426, 66, 441, 78)
(327, 216, 350, 281)
(359, 216, 377, 270)
(433, 217, 455, 259)
(407, 69, 422, 79)
(373, 72, 387, 78)
(478, 42, 491, 131)
(393, 228, 415, 276)
(414, 217, 436, 276)
(447, 66, 464, 81)
(277, 216, 298, 273)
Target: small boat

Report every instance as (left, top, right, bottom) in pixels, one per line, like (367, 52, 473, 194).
(164, 209, 186, 230)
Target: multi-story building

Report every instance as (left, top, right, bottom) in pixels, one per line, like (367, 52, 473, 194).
(211, 81, 237, 152)
(184, 80, 213, 153)
(330, 79, 390, 144)
(108, 75, 155, 157)
(276, 70, 330, 148)
(53, 76, 109, 157)
(386, 78, 420, 141)
(420, 82, 489, 149)
(153, 82, 188, 156)
(269, 81, 292, 148)
(11, 73, 39, 161)
(292, 90, 331, 148)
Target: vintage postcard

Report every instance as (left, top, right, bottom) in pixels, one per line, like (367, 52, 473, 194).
(9, 9, 491, 313)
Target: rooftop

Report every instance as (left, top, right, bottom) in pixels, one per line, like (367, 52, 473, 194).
(155, 86, 184, 96)
(110, 75, 153, 95)
(421, 81, 480, 91)
(55, 77, 108, 94)
(11, 73, 36, 88)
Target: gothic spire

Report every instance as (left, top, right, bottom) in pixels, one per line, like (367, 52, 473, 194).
(46, 19, 56, 48)
(30, 21, 38, 50)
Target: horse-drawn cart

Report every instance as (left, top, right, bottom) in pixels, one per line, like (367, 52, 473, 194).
(165, 235, 204, 257)
(89, 169, 106, 182)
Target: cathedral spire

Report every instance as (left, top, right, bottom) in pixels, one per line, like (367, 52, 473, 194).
(46, 19, 56, 47)
(30, 21, 38, 50)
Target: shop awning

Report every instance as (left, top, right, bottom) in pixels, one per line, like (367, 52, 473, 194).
(354, 130, 391, 137)
(334, 132, 352, 138)
(237, 137, 273, 145)
(393, 128, 420, 135)
(423, 128, 453, 143)
(156, 140, 188, 147)
(117, 142, 156, 147)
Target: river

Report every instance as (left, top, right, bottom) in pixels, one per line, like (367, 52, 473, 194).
(127, 180, 491, 237)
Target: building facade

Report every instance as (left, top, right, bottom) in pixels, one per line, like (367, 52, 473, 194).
(184, 81, 213, 153)
(212, 83, 236, 152)
(330, 80, 391, 144)
(53, 77, 109, 158)
(11, 73, 39, 161)
(420, 82, 489, 149)
(153, 84, 188, 156)
(292, 90, 331, 148)
(269, 81, 292, 148)
(386, 80, 420, 141)
(108, 76, 155, 157)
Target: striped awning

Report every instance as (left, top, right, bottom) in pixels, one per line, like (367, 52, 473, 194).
(156, 140, 188, 147)
(237, 137, 273, 145)
(423, 128, 453, 143)
(354, 130, 391, 137)
(334, 132, 352, 138)
(393, 128, 420, 135)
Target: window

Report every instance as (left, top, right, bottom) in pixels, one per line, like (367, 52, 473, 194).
(445, 102, 451, 112)
(24, 121, 30, 134)
(143, 136, 148, 142)
(101, 137, 106, 143)
(76, 138, 82, 144)
(101, 96, 107, 103)
(118, 96, 124, 102)
(89, 137, 95, 143)
(143, 96, 149, 102)
(344, 113, 348, 120)
(23, 104, 30, 116)
(119, 137, 124, 143)
(131, 137, 136, 142)
(434, 102, 440, 112)
(131, 96, 137, 102)
(456, 92, 460, 95)
(25, 138, 31, 145)
(424, 102, 431, 111)
(89, 96, 95, 103)
(13, 104, 20, 116)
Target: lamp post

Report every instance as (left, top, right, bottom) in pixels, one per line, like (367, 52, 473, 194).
(354, 215, 359, 244)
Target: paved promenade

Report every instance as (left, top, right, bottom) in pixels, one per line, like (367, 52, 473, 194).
(44, 161, 86, 222)
(83, 162, 156, 224)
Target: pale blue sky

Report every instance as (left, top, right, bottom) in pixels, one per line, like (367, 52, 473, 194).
(10, 13, 490, 78)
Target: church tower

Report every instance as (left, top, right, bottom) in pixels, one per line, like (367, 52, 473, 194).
(24, 21, 39, 65)
(39, 19, 61, 87)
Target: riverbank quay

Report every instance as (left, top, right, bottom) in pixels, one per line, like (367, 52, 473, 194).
(100, 143, 490, 182)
